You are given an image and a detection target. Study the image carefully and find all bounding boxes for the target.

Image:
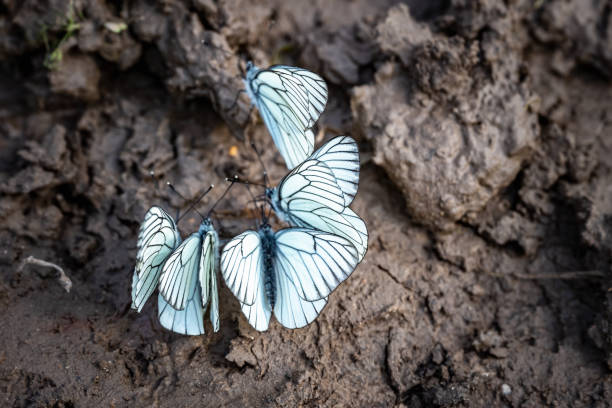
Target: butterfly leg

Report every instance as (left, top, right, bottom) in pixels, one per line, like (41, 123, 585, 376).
(226, 89, 246, 114)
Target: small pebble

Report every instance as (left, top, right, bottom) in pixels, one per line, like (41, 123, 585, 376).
(501, 383, 511, 396)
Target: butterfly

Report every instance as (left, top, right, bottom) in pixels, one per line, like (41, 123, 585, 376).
(157, 217, 220, 336)
(130, 205, 220, 336)
(265, 135, 368, 261)
(131, 206, 180, 313)
(243, 62, 328, 170)
(221, 222, 359, 331)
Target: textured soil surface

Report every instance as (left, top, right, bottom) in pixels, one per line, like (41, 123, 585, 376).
(1, 0, 612, 407)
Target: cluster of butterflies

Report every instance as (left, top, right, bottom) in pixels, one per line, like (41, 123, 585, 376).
(131, 62, 368, 334)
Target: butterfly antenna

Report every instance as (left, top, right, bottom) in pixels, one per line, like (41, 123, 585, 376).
(250, 142, 269, 187)
(227, 89, 246, 113)
(166, 181, 186, 220)
(168, 182, 213, 223)
(206, 176, 238, 218)
(231, 175, 266, 188)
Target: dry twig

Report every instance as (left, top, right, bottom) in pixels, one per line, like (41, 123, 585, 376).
(18, 256, 73, 293)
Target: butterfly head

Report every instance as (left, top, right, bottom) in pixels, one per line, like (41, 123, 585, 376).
(198, 217, 214, 235)
(245, 61, 259, 81)
(264, 187, 275, 200)
(258, 221, 273, 237)
(264, 187, 283, 217)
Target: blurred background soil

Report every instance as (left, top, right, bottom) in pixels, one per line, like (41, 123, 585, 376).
(1, 0, 611, 406)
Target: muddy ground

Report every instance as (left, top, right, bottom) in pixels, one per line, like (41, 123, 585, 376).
(1, 0, 612, 406)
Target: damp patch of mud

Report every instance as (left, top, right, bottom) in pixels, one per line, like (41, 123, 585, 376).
(0, 0, 611, 406)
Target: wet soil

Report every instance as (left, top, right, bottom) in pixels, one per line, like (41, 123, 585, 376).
(1, 0, 611, 407)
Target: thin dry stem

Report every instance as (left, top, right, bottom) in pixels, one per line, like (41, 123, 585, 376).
(18, 256, 72, 293)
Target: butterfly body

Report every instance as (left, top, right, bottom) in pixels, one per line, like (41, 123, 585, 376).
(198, 218, 218, 246)
(258, 224, 277, 309)
(243, 61, 259, 106)
(265, 187, 282, 219)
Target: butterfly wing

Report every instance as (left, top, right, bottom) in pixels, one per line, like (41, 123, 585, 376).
(239, 285, 272, 332)
(273, 160, 368, 261)
(248, 65, 328, 169)
(273, 267, 328, 329)
(274, 228, 359, 302)
(158, 233, 201, 310)
(221, 230, 271, 331)
(310, 135, 360, 206)
(338, 207, 368, 261)
(200, 230, 220, 332)
(131, 206, 180, 312)
(268, 66, 328, 121)
(220, 230, 264, 306)
(209, 262, 220, 332)
(276, 159, 346, 214)
(283, 203, 368, 262)
(157, 283, 205, 336)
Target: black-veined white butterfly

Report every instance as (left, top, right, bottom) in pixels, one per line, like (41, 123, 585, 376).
(243, 62, 328, 170)
(221, 221, 359, 332)
(265, 136, 368, 261)
(157, 217, 220, 335)
(131, 206, 180, 313)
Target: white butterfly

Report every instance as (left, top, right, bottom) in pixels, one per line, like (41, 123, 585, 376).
(243, 62, 328, 170)
(265, 136, 368, 261)
(221, 224, 359, 331)
(131, 206, 180, 312)
(131, 207, 220, 336)
(157, 218, 220, 335)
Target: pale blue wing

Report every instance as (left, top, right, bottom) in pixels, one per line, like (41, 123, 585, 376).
(276, 160, 346, 214)
(220, 230, 263, 306)
(131, 206, 180, 312)
(339, 207, 368, 261)
(247, 65, 328, 169)
(199, 233, 210, 310)
(282, 201, 368, 262)
(157, 284, 204, 336)
(310, 135, 360, 206)
(131, 271, 138, 307)
(272, 158, 368, 259)
(274, 228, 359, 302)
(221, 230, 270, 331)
(258, 102, 314, 170)
(239, 279, 271, 332)
(274, 267, 328, 329)
(268, 66, 328, 120)
(200, 230, 220, 332)
(209, 264, 220, 332)
(158, 233, 201, 310)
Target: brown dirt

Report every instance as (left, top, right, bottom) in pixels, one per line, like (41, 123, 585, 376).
(1, 0, 611, 407)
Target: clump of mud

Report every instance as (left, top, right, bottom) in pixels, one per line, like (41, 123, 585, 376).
(0, 0, 610, 406)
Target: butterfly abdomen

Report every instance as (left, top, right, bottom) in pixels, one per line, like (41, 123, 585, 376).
(260, 228, 276, 309)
